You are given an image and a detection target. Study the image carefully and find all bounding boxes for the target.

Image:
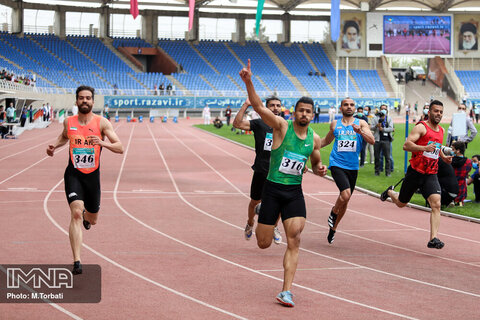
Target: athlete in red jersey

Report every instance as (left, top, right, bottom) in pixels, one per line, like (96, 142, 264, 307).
(46, 86, 123, 274)
(380, 100, 452, 249)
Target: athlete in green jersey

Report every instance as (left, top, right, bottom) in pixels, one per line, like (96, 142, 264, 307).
(240, 59, 327, 307)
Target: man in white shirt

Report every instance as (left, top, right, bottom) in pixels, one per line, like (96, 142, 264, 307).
(203, 105, 211, 125)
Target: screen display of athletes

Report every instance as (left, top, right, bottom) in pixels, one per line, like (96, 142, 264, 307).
(384, 15, 451, 55)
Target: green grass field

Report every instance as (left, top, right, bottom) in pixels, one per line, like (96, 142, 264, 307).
(196, 122, 480, 219)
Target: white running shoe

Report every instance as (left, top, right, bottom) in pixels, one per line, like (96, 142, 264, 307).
(273, 227, 282, 244)
(244, 223, 254, 240)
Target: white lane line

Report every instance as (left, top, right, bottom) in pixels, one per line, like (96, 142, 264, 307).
(193, 126, 480, 245)
(130, 124, 418, 319)
(0, 139, 55, 162)
(43, 124, 247, 320)
(173, 125, 480, 295)
(0, 129, 54, 150)
(0, 266, 83, 320)
(257, 267, 363, 272)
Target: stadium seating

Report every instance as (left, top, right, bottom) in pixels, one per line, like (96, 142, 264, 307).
(456, 71, 480, 98)
(0, 32, 390, 98)
(112, 37, 153, 48)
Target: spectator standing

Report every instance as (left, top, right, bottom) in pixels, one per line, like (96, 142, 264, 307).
(6, 102, 15, 122)
(314, 104, 320, 123)
(159, 83, 165, 95)
(451, 141, 472, 206)
(72, 104, 78, 116)
(29, 105, 33, 123)
(365, 106, 375, 164)
(225, 105, 232, 126)
(371, 104, 394, 176)
(20, 106, 27, 127)
(475, 104, 480, 123)
(355, 106, 369, 167)
(467, 154, 480, 203)
(328, 105, 336, 123)
(166, 83, 172, 95)
(0, 106, 7, 138)
(202, 104, 211, 125)
(446, 104, 477, 148)
(153, 85, 158, 95)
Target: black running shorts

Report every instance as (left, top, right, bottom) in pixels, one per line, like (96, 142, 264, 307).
(330, 166, 358, 194)
(250, 171, 268, 201)
(398, 166, 441, 204)
(64, 164, 101, 214)
(258, 180, 306, 225)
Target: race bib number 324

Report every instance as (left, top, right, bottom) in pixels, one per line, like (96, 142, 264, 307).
(279, 150, 306, 176)
(73, 148, 95, 169)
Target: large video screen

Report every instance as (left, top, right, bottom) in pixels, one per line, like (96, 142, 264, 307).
(384, 15, 451, 55)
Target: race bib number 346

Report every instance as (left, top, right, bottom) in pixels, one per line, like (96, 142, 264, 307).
(73, 148, 95, 169)
(279, 150, 306, 176)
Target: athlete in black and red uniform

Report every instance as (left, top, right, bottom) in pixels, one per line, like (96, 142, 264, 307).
(380, 100, 452, 249)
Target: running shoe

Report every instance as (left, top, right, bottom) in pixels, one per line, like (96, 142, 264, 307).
(72, 261, 82, 275)
(273, 227, 282, 244)
(276, 290, 294, 307)
(82, 210, 91, 230)
(254, 203, 261, 215)
(327, 228, 336, 244)
(327, 210, 337, 228)
(427, 237, 445, 249)
(380, 185, 394, 202)
(244, 223, 253, 241)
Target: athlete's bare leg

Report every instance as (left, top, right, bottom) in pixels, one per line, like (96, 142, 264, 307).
(427, 194, 441, 240)
(247, 199, 260, 227)
(281, 217, 305, 292)
(331, 189, 352, 230)
(255, 223, 275, 249)
(388, 189, 408, 208)
(69, 200, 84, 262)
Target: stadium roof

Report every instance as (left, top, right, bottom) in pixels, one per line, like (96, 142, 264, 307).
(14, 0, 480, 13)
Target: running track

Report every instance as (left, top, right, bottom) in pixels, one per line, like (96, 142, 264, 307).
(0, 120, 479, 319)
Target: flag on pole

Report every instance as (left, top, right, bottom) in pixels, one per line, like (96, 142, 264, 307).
(130, 0, 139, 20)
(255, 0, 265, 36)
(189, 0, 195, 31)
(330, 0, 340, 42)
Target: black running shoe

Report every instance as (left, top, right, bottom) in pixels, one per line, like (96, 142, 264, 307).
(327, 210, 337, 228)
(427, 237, 445, 249)
(380, 186, 394, 202)
(82, 210, 91, 230)
(327, 228, 336, 244)
(72, 261, 82, 275)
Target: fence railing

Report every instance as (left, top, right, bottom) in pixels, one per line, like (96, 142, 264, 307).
(0, 81, 399, 99)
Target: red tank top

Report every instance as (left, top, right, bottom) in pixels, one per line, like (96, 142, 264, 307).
(409, 121, 444, 174)
(67, 115, 102, 174)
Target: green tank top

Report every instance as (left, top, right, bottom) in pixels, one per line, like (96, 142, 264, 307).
(267, 120, 314, 185)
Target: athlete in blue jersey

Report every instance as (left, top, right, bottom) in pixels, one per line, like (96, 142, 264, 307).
(321, 98, 375, 244)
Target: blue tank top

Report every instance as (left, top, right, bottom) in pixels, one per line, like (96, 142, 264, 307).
(328, 118, 363, 170)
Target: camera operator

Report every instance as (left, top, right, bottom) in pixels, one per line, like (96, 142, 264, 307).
(213, 116, 223, 129)
(371, 104, 394, 176)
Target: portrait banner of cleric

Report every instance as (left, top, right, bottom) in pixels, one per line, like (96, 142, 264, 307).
(459, 22, 478, 51)
(342, 20, 361, 50)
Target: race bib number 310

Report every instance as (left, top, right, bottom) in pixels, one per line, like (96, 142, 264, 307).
(423, 141, 441, 159)
(279, 150, 306, 176)
(73, 148, 95, 169)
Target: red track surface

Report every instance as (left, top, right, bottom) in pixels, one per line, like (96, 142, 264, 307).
(384, 35, 450, 54)
(1, 119, 479, 319)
